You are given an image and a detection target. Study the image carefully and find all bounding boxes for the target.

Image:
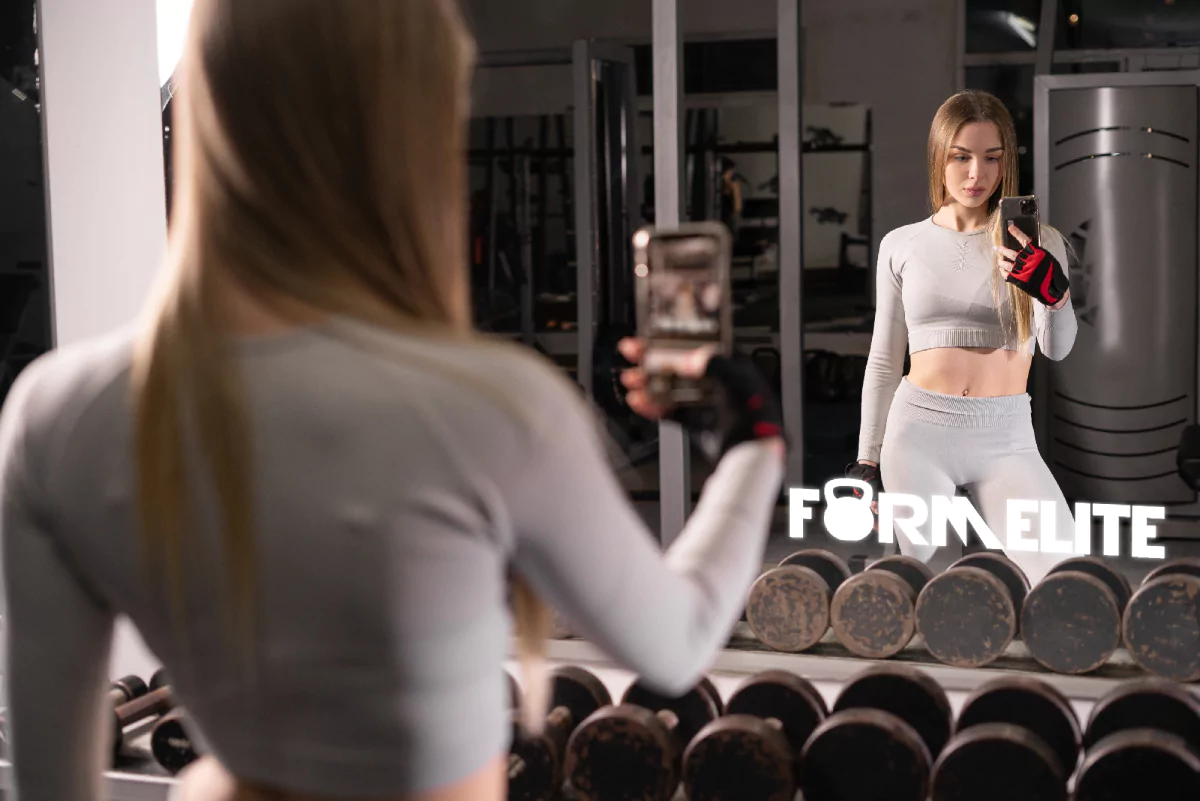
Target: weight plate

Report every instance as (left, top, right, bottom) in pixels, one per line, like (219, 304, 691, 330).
(552, 666, 612, 729)
(800, 708, 931, 801)
(950, 552, 1030, 623)
(1021, 572, 1122, 674)
(727, 670, 827, 758)
(623, 680, 720, 751)
(777, 549, 853, 594)
(1142, 557, 1200, 586)
(1084, 679, 1200, 754)
(1074, 729, 1200, 801)
(931, 723, 1066, 801)
(832, 664, 953, 760)
(746, 565, 832, 653)
(830, 571, 918, 659)
(955, 676, 1081, 779)
(1048, 556, 1132, 610)
(682, 715, 795, 801)
(868, 554, 935, 595)
(1123, 573, 1200, 683)
(915, 566, 1016, 668)
(565, 705, 677, 801)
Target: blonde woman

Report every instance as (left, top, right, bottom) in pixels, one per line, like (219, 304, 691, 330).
(0, 2, 785, 800)
(848, 90, 1078, 587)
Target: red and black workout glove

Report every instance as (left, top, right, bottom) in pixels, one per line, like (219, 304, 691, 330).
(667, 355, 786, 461)
(845, 461, 883, 499)
(1005, 242, 1069, 307)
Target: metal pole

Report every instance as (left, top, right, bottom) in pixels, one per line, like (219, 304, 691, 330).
(653, 0, 692, 544)
(1035, 0, 1059, 76)
(778, 0, 805, 489)
(573, 40, 597, 397)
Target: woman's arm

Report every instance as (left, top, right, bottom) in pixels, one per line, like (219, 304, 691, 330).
(1, 363, 116, 801)
(1031, 227, 1078, 360)
(857, 233, 908, 464)
(501, 372, 783, 697)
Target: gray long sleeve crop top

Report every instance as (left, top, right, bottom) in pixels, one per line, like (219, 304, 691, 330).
(0, 316, 783, 800)
(857, 217, 1077, 462)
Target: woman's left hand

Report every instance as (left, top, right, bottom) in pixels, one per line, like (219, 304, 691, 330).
(996, 222, 1071, 309)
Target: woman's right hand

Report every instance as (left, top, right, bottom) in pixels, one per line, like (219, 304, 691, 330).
(616, 337, 712, 422)
(616, 338, 785, 458)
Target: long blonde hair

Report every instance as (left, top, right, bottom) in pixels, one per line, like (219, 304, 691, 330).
(927, 90, 1032, 345)
(133, 0, 550, 731)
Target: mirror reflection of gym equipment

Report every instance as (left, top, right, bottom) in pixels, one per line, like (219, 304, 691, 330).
(7, 1, 1200, 798)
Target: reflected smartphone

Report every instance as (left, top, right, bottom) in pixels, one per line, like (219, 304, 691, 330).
(999, 195, 1041, 252)
(633, 222, 733, 406)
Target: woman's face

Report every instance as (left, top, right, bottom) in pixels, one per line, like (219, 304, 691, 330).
(943, 121, 1004, 210)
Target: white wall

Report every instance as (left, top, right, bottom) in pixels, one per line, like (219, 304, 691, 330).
(465, 0, 960, 260)
(37, 0, 171, 682)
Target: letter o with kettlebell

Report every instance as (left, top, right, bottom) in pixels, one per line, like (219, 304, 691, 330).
(822, 479, 875, 542)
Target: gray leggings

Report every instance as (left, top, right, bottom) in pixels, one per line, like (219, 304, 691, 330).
(879, 378, 1076, 587)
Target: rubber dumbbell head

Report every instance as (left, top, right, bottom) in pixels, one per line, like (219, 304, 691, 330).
(1122, 559, 1200, 682)
(800, 706, 930, 801)
(932, 675, 1080, 801)
(915, 552, 1029, 668)
(151, 709, 199, 774)
(508, 665, 611, 801)
(565, 678, 721, 801)
(109, 675, 149, 707)
(745, 549, 852, 653)
(149, 669, 170, 692)
(112, 684, 175, 762)
(1073, 729, 1200, 801)
(1083, 678, 1200, 755)
(830, 555, 932, 659)
(681, 670, 826, 801)
(830, 664, 952, 760)
(1021, 556, 1129, 675)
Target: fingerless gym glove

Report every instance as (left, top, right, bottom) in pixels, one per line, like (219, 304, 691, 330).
(668, 355, 786, 460)
(1005, 242, 1069, 306)
(844, 461, 883, 499)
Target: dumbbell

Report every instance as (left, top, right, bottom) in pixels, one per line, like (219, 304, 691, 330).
(1074, 678, 1200, 801)
(151, 709, 198, 774)
(745, 549, 852, 652)
(915, 552, 1030, 668)
(1123, 558, 1200, 682)
(681, 670, 827, 801)
(800, 664, 951, 801)
(1020, 555, 1131, 674)
(932, 676, 1081, 801)
(829, 555, 933, 658)
(507, 665, 611, 801)
(113, 680, 175, 761)
(565, 677, 721, 801)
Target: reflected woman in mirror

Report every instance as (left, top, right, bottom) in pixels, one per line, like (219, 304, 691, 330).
(0, 2, 786, 801)
(849, 90, 1078, 587)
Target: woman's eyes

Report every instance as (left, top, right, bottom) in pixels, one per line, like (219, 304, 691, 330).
(953, 156, 1000, 163)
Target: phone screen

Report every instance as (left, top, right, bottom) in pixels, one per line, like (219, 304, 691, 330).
(644, 233, 724, 342)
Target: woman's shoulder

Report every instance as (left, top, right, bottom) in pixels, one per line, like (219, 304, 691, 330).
(0, 326, 137, 476)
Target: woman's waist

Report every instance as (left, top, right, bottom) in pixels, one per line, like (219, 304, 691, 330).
(907, 346, 1031, 398)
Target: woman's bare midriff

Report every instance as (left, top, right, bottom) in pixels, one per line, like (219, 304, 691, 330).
(175, 754, 507, 801)
(906, 346, 1031, 398)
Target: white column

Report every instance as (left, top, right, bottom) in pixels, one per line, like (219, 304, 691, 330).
(37, 0, 172, 681)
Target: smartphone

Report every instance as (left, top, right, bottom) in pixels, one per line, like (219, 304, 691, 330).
(999, 195, 1041, 252)
(633, 222, 733, 406)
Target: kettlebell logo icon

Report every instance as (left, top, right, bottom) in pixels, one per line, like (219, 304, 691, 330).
(823, 479, 875, 542)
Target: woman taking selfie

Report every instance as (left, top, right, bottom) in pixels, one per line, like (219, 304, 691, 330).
(0, 2, 784, 800)
(849, 90, 1078, 587)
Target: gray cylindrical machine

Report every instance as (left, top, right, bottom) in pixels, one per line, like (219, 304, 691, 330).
(1044, 85, 1197, 505)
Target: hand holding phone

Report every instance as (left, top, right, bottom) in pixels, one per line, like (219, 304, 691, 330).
(632, 222, 733, 407)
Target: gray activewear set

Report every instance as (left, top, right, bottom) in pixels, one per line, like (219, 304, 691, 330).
(0, 318, 783, 799)
(859, 217, 1079, 586)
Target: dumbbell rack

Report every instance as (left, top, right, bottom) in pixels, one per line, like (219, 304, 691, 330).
(1, 632, 1195, 801)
